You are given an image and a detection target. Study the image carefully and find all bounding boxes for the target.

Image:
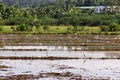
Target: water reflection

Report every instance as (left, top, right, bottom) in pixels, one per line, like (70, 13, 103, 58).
(0, 46, 80, 51)
(0, 46, 90, 51)
(0, 45, 120, 52)
(0, 46, 120, 59)
(0, 59, 120, 80)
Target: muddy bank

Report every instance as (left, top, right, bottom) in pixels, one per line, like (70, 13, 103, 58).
(0, 74, 41, 80)
(0, 72, 109, 80)
(0, 65, 10, 68)
(0, 56, 79, 60)
(0, 34, 120, 51)
(0, 56, 120, 60)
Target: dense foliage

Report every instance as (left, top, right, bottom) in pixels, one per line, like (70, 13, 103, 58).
(0, 0, 120, 32)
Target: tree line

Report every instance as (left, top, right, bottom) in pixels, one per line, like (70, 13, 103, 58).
(0, 0, 120, 32)
(1, 0, 120, 7)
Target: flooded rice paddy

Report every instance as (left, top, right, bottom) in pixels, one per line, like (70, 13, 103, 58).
(0, 58, 120, 80)
(0, 34, 120, 80)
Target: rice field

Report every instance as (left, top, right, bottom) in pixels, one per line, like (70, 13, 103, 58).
(0, 34, 120, 80)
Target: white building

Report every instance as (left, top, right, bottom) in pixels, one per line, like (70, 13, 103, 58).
(78, 6, 105, 13)
(94, 6, 105, 13)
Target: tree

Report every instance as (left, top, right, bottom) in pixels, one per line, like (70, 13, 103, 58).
(70, 16, 80, 33)
(84, 0, 92, 6)
(0, 4, 6, 19)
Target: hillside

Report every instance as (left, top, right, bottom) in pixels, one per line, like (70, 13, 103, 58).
(0, 0, 120, 8)
(0, 0, 113, 7)
(0, 0, 55, 7)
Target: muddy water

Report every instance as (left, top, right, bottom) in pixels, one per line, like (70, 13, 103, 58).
(0, 59, 120, 80)
(0, 50, 120, 79)
(0, 34, 120, 79)
(0, 46, 120, 59)
(0, 34, 120, 51)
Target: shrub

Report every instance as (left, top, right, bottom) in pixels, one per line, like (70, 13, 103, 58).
(43, 25, 50, 31)
(67, 26, 73, 33)
(109, 23, 120, 31)
(16, 24, 28, 31)
(100, 26, 109, 31)
(0, 26, 3, 31)
(11, 26, 16, 32)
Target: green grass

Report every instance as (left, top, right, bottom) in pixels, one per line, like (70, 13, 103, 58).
(0, 26, 14, 33)
(45, 26, 101, 34)
(48, 26, 68, 33)
(0, 25, 120, 35)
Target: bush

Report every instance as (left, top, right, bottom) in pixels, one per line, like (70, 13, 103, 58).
(11, 26, 16, 32)
(100, 26, 109, 31)
(67, 26, 73, 33)
(43, 25, 50, 31)
(16, 24, 28, 31)
(109, 23, 120, 31)
(0, 26, 3, 31)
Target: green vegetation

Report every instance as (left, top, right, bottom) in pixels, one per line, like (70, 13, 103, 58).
(1, 0, 120, 8)
(0, 25, 119, 35)
(0, 0, 120, 34)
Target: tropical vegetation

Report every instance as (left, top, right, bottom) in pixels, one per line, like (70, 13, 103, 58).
(0, 0, 120, 34)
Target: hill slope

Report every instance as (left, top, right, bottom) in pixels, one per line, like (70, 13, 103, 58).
(0, 0, 119, 8)
(0, 0, 55, 7)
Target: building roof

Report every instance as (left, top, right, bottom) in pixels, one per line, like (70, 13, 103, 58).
(78, 6, 105, 9)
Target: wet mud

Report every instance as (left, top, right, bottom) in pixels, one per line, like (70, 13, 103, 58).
(0, 34, 120, 80)
(0, 34, 120, 51)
